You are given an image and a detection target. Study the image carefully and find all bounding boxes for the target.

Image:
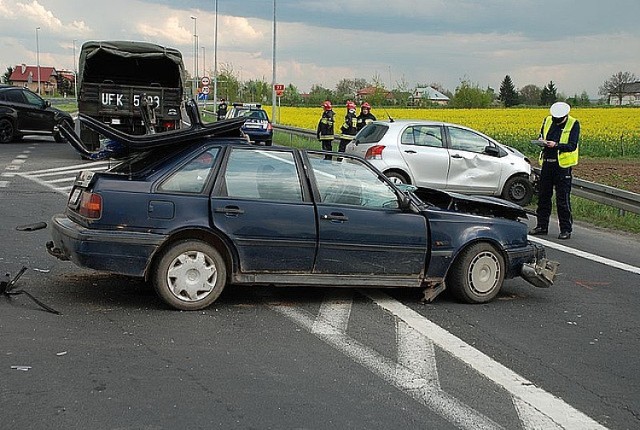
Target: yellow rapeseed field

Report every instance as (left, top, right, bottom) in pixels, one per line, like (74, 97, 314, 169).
(267, 106, 640, 158)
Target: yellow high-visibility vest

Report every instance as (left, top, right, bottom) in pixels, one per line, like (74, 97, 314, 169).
(539, 115, 579, 167)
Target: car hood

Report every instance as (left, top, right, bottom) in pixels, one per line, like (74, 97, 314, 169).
(410, 186, 528, 220)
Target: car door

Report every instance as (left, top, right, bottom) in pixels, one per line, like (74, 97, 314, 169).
(210, 147, 317, 273)
(445, 126, 503, 194)
(14, 89, 54, 132)
(397, 125, 450, 190)
(307, 152, 428, 276)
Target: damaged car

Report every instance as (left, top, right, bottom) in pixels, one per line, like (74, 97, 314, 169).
(345, 120, 536, 206)
(46, 102, 557, 310)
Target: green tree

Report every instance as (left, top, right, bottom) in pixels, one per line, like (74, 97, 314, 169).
(598, 71, 638, 105)
(540, 81, 558, 105)
(518, 84, 542, 106)
(243, 79, 271, 104)
(2, 66, 13, 84)
(335, 78, 368, 103)
(216, 63, 241, 102)
(307, 84, 334, 107)
(451, 79, 493, 108)
(498, 75, 519, 107)
(281, 83, 303, 106)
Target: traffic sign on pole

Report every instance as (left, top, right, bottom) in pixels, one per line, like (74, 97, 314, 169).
(274, 83, 284, 97)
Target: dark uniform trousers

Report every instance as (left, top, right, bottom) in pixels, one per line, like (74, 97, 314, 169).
(537, 159, 573, 233)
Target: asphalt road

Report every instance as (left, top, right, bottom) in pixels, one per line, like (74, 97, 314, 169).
(1, 139, 639, 430)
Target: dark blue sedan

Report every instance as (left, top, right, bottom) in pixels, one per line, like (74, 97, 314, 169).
(47, 117, 557, 310)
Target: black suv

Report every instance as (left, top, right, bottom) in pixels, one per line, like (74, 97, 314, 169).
(0, 86, 74, 143)
(225, 103, 273, 146)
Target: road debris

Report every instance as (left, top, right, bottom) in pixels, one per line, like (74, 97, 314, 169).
(1, 267, 60, 315)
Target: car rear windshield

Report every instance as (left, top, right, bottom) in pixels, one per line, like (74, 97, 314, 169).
(109, 144, 196, 177)
(356, 123, 388, 144)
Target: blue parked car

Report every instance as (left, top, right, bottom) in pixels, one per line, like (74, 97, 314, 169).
(47, 106, 557, 310)
(225, 102, 273, 146)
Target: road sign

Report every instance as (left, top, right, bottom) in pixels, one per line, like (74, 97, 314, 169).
(201, 86, 210, 95)
(197, 93, 208, 100)
(201, 76, 210, 86)
(274, 83, 285, 96)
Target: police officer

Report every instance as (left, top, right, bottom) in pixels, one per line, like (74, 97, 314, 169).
(217, 98, 228, 121)
(356, 102, 377, 131)
(529, 101, 580, 240)
(317, 100, 335, 152)
(338, 100, 358, 152)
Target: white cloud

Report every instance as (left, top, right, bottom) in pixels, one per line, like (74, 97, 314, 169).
(15, 0, 90, 34)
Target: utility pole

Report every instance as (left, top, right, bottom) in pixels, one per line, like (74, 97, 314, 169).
(36, 27, 41, 94)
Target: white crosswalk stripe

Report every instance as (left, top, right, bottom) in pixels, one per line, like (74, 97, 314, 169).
(16, 161, 112, 195)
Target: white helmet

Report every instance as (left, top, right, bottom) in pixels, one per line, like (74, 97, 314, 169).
(550, 101, 570, 118)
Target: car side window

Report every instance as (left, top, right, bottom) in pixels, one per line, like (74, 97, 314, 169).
(22, 90, 45, 108)
(5, 90, 26, 104)
(308, 153, 399, 209)
(158, 148, 220, 193)
(219, 149, 303, 202)
(448, 127, 491, 154)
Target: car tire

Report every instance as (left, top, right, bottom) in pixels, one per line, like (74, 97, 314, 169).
(53, 119, 73, 143)
(0, 118, 15, 143)
(501, 175, 534, 206)
(385, 171, 410, 185)
(153, 240, 227, 310)
(265, 140, 272, 146)
(447, 242, 505, 304)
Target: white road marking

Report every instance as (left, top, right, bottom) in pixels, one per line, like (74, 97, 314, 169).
(312, 290, 353, 335)
(530, 236, 640, 275)
(363, 290, 608, 430)
(0, 181, 8, 188)
(16, 161, 112, 195)
(271, 302, 504, 430)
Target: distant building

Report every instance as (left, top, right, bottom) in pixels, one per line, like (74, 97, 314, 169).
(410, 86, 450, 106)
(356, 86, 394, 103)
(608, 81, 640, 106)
(9, 64, 58, 95)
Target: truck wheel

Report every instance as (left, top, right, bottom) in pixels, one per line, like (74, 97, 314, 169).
(153, 240, 227, 311)
(0, 119, 15, 143)
(385, 171, 410, 185)
(502, 176, 533, 206)
(447, 242, 505, 303)
(53, 119, 73, 143)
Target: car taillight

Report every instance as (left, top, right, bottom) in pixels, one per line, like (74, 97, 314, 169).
(78, 192, 102, 219)
(365, 145, 385, 160)
(162, 120, 177, 130)
(267, 122, 273, 131)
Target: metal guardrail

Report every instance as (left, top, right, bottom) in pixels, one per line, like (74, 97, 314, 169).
(273, 124, 640, 215)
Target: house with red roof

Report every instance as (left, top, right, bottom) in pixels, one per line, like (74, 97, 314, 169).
(9, 64, 58, 95)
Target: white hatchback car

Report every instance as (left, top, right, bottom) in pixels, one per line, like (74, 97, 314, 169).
(345, 120, 535, 206)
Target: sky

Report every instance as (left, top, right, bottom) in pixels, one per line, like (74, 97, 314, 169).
(1, 0, 639, 98)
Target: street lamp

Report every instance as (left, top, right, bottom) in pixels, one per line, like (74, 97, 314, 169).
(271, 0, 277, 124)
(213, 0, 218, 110)
(35, 27, 41, 95)
(73, 39, 78, 102)
(190, 15, 198, 98)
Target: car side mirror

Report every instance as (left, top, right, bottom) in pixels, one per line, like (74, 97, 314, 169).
(44, 100, 51, 108)
(484, 145, 500, 157)
(399, 194, 411, 210)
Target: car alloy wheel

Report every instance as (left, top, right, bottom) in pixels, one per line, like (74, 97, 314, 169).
(153, 240, 227, 310)
(0, 119, 15, 143)
(447, 242, 505, 303)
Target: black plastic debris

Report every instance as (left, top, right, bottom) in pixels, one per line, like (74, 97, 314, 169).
(1, 267, 61, 315)
(15, 222, 47, 231)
